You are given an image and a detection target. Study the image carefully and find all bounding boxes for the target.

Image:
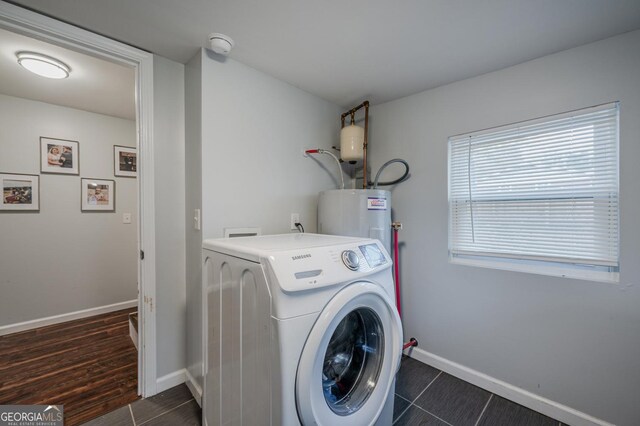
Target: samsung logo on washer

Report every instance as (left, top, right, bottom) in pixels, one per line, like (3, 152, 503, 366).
(291, 254, 312, 261)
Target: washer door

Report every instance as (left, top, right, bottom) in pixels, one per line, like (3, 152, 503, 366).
(296, 282, 402, 426)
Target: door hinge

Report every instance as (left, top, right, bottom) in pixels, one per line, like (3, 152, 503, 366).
(140, 250, 145, 260)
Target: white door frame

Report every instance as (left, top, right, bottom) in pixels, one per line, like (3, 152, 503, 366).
(0, 1, 158, 397)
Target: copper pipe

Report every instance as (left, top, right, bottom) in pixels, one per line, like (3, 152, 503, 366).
(340, 100, 370, 188)
(340, 101, 368, 121)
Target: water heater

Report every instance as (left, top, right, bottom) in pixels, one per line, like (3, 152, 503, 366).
(318, 189, 392, 255)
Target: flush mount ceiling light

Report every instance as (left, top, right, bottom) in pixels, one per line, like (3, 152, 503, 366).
(16, 51, 70, 79)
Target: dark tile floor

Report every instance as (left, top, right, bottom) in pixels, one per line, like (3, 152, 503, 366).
(81, 357, 563, 426)
(81, 384, 199, 426)
(394, 356, 563, 426)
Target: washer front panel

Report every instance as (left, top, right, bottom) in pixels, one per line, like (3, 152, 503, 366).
(295, 282, 402, 426)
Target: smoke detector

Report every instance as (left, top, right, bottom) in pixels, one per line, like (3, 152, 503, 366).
(208, 33, 234, 55)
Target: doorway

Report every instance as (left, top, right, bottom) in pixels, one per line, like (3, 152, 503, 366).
(0, 0, 157, 414)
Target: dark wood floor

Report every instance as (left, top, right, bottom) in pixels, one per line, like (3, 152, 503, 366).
(0, 308, 139, 425)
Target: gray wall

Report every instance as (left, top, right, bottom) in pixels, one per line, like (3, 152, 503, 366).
(153, 55, 187, 379)
(200, 51, 343, 237)
(0, 93, 137, 326)
(185, 49, 343, 390)
(369, 30, 640, 425)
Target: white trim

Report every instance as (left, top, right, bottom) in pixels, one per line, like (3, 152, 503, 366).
(0, 300, 137, 336)
(185, 368, 203, 407)
(450, 256, 620, 284)
(449, 102, 618, 140)
(157, 369, 186, 393)
(406, 347, 614, 426)
(0, 1, 157, 397)
(134, 17, 158, 401)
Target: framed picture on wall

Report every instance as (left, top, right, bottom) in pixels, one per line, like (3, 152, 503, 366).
(40, 137, 79, 175)
(1, 173, 39, 212)
(114, 145, 137, 178)
(81, 178, 115, 212)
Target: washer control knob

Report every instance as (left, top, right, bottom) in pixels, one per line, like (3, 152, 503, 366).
(341, 250, 360, 271)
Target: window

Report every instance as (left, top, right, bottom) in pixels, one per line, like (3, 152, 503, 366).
(448, 103, 619, 282)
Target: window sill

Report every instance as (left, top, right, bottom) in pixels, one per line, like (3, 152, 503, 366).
(449, 255, 619, 284)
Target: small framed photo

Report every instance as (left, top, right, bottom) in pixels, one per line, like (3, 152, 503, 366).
(41, 137, 79, 175)
(81, 178, 115, 212)
(114, 145, 137, 178)
(1, 173, 39, 212)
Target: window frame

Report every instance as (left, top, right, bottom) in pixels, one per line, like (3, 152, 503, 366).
(447, 102, 620, 283)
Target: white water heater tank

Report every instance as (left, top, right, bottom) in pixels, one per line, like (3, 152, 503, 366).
(318, 189, 392, 255)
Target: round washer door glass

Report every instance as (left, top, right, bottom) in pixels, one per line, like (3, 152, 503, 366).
(296, 282, 402, 426)
(323, 307, 384, 415)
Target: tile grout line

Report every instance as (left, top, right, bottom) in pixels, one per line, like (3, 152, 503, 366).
(136, 398, 195, 426)
(410, 370, 443, 405)
(396, 400, 453, 426)
(393, 371, 443, 425)
(392, 393, 413, 425)
(414, 405, 455, 426)
(128, 404, 136, 426)
(395, 394, 411, 403)
(393, 403, 411, 425)
(410, 371, 456, 426)
(428, 409, 455, 426)
(474, 393, 493, 426)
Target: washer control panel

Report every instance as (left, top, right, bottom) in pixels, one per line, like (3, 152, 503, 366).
(336, 243, 388, 273)
(358, 243, 387, 269)
(267, 239, 391, 292)
(341, 250, 360, 270)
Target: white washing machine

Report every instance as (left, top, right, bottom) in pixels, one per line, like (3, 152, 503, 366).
(202, 233, 403, 426)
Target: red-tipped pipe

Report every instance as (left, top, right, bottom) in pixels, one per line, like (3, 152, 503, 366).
(403, 338, 418, 350)
(305, 149, 320, 154)
(394, 223, 419, 352)
(393, 226, 402, 317)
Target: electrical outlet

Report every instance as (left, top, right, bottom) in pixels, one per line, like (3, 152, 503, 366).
(290, 213, 300, 231)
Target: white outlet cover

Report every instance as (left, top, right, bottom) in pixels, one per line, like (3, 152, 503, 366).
(290, 213, 300, 230)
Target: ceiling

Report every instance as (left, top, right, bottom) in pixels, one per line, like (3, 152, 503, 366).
(0, 26, 135, 119)
(8, 0, 640, 107)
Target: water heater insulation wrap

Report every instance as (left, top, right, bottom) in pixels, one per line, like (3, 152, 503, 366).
(318, 189, 392, 255)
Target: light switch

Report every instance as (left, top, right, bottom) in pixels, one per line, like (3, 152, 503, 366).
(123, 213, 132, 224)
(194, 209, 201, 231)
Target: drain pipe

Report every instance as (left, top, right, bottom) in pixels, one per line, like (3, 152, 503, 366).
(393, 221, 419, 351)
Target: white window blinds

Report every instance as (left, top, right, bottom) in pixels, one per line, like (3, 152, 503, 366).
(448, 103, 619, 274)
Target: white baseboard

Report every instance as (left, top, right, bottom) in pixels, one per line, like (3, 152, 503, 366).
(157, 369, 186, 394)
(406, 347, 613, 426)
(0, 300, 138, 336)
(185, 368, 202, 407)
